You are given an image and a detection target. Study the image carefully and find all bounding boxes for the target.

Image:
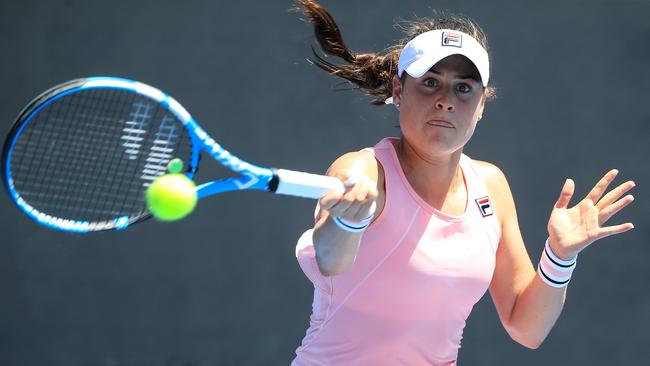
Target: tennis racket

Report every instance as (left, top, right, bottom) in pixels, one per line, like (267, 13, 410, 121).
(1, 77, 345, 233)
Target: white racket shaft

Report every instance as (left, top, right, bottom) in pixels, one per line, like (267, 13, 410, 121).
(274, 169, 345, 198)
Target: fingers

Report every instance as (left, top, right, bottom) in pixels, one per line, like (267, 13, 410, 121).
(597, 222, 635, 240)
(587, 170, 635, 225)
(555, 178, 575, 209)
(585, 169, 619, 204)
(318, 176, 378, 221)
(599, 193, 635, 225)
(596, 180, 636, 209)
(339, 178, 373, 219)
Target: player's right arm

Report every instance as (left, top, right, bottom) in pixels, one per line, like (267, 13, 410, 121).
(313, 150, 383, 276)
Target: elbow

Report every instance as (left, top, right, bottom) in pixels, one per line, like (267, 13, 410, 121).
(315, 256, 352, 276)
(505, 325, 547, 350)
(315, 249, 353, 277)
(514, 336, 544, 350)
(312, 228, 358, 276)
(318, 265, 346, 277)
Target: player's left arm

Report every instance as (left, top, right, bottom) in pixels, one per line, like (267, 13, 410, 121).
(477, 162, 635, 349)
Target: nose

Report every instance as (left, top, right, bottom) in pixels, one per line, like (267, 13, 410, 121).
(434, 87, 455, 112)
(435, 98, 455, 112)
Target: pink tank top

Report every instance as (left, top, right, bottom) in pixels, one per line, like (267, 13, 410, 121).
(293, 137, 501, 366)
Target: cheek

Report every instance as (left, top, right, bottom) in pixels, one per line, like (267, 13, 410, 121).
(458, 102, 482, 140)
(462, 97, 484, 122)
(464, 122, 478, 139)
(398, 104, 425, 131)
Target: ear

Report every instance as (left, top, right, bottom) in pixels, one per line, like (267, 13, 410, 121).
(392, 76, 402, 105)
(476, 93, 486, 122)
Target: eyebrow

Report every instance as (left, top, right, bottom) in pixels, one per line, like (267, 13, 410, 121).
(428, 69, 480, 82)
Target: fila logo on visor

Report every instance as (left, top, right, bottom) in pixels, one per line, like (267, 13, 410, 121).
(475, 196, 493, 217)
(441, 32, 462, 48)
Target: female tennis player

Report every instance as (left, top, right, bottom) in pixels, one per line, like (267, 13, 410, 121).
(291, 1, 636, 365)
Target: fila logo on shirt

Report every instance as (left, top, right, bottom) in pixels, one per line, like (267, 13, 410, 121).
(475, 196, 493, 217)
(441, 32, 462, 48)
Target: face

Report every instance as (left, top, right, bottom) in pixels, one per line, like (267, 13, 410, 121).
(392, 54, 486, 157)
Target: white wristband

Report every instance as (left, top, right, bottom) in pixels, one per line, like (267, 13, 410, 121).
(332, 214, 374, 233)
(331, 200, 377, 233)
(537, 239, 577, 288)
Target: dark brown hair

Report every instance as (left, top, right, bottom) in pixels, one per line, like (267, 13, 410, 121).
(294, 0, 495, 105)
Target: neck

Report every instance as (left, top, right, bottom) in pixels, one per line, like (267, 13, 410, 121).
(395, 137, 465, 209)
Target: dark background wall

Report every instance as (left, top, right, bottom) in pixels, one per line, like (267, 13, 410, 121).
(1, 0, 648, 365)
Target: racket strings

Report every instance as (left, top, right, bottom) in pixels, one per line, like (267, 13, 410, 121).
(54, 89, 109, 218)
(18, 91, 77, 207)
(110, 94, 167, 223)
(14, 88, 114, 221)
(84, 88, 139, 223)
(49, 89, 123, 221)
(9, 87, 193, 229)
(24, 89, 132, 222)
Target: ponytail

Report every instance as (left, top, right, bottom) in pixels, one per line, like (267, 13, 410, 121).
(295, 0, 398, 105)
(295, 0, 496, 104)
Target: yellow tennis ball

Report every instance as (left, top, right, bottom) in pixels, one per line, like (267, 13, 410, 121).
(146, 173, 197, 221)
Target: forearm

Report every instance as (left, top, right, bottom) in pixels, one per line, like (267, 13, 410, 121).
(312, 215, 364, 276)
(310, 150, 380, 276)
(488, 168, 634, 350)
(506, 272, 567, 348)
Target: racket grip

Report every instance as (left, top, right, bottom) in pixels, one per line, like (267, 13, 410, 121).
(271, 169, 345, 199)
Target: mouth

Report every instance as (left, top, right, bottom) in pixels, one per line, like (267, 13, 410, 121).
(426, 119, 454, 128)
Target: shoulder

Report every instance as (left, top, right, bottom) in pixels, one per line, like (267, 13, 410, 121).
(328, 149, 380, 182)
(332, 149, 376, 165)
(328, 137, 397, 177)
(470, 159, 516, 223)
(471, 159, 509, 190)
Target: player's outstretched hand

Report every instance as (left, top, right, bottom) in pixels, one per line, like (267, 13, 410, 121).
(547, 169, 635, 260)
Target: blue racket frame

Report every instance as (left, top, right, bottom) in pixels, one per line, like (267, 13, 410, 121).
(4, 78, 274, 232)
(3, 77, 343, 233)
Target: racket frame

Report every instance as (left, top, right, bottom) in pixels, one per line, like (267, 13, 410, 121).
(2, 77, 344, 233)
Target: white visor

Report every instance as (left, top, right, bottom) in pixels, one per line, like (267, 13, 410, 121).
(397, 29, 490, 87)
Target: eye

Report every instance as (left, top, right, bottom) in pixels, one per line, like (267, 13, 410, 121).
(423, 78, 439, 88)
(456, 83, 472, 93)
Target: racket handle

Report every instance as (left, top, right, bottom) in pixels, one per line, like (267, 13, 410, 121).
(271, 169, 345, 199)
